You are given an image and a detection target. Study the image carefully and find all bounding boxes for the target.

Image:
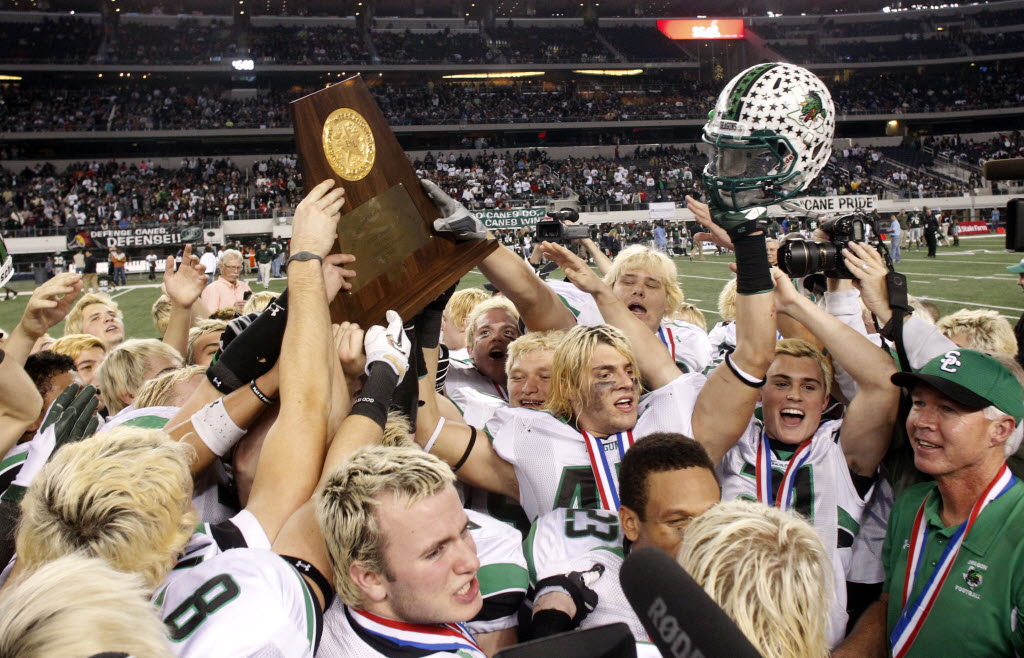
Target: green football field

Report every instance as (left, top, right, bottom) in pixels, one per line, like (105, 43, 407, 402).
(1, 235, 1021, 339)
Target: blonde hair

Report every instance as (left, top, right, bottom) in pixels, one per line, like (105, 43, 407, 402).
(0, 554, 173, 657)
(16, 427, 197, 590)
(603, 244, 685, 318)
(64, 292, 122, 336)
(243, 290, 279, 315)
(718, 278, 738, 322)
(937, 309, 1018, 356)
(773, 338, 833, 399)
(464, 296, 520, 348)
(209, 307, 239, 321)
(673, 302, 707, 332)
(49, 333, 106, 361)
(135, 364, 207, 409)
(186, 319, 227, 365)
(446, 288, 491, 329)
(96, 339, 184, 414)
(907, 295, 937, 325)
(677, 500, 832, 658)
(152, 294, 173, 336)
(382, 410, 415, 448)
(317, 445, 455, 607)
(544, 324, 640, 420)
(505, 329, 566, 376)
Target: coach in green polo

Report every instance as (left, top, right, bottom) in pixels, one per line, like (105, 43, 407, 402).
(839, 349, 1024, 656)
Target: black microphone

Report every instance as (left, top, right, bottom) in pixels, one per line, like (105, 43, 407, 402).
(619, 547, 762, 658)
(982, 158, 1024, 181)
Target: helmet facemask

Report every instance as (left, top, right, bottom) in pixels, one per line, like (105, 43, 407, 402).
(702, 129, 801, 210)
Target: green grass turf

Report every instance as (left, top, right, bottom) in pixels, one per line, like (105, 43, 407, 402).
(1, 235, 1021, 339)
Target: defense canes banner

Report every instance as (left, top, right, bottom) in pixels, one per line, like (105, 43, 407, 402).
(68, 225, 202, 250)
(473, 207, 548, 230)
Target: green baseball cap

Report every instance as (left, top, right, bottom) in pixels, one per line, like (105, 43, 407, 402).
(892, 349, 1024, 422)
(1008, 258, 1024, 275)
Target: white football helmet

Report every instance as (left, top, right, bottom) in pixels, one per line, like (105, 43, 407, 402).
(702, 62, 835, 211)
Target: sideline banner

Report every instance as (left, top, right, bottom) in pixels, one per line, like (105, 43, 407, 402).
(772, 195, 878, 214)
(68, 225, 202, 250)
(473, 207, 548, 230)
(957, 221, 990, 235)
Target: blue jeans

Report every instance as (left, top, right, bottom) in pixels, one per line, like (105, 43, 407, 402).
(890, 237, 901, 262)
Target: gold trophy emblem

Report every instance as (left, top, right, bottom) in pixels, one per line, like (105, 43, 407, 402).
(322, 108, 376, 181)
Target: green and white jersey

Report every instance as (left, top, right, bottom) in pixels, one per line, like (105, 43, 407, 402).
(445, 358, 507, 402)
(487, 373, 703, 521)
(161, 509, 271, 592)
(717, 417, 871, 646)
(0, 443, 29, 494)
(156, 548, 322, 657)
(547, 281, 711, 374)
(524, 508, 623, 590)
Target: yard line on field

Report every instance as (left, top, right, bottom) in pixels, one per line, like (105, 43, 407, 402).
(939, 278, 960, 282)
(915, 296, 1023, 312)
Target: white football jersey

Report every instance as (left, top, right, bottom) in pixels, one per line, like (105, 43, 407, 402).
(318, 509, 526, 657)
(716, 417, 871, 647)
(155, 548, 323, 657)
(549, 280, 711, 375)
(162, 509, 271, 589)
(488, 373, 703, 521)
(445, 358, 508, 402)
(525, 508, 624, 589)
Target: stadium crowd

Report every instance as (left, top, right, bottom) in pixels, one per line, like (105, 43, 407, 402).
(0, 55, 1021, 658)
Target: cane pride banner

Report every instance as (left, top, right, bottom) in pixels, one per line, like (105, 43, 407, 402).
(773, 195, 878, 214)
(472, 207, 548, 230)
(68, 225, 202, 250)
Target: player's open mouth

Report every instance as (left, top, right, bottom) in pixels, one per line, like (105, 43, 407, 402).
(519, 400, 543, 408)
(628, 303, 647, 316)
(614, 397, 634, 411)
(106, 325, 119, 333)
(780, 408, 804, 427)
(488, 349, 506, 360)
(916, 439, 940, 450)
(454, 578, 479, 602)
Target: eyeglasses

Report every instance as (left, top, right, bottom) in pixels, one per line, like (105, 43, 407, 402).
(222, 265, 242, 271)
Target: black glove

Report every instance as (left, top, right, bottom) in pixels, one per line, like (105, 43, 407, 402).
(52, 384, 99, 451)
(535, 563, 605, 626)
(39, 382, 81, 433)
(208, 290, 289, 394)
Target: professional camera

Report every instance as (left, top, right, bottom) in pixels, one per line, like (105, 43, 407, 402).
(535, 209, 589, 243)
(777, 213, 888, 279)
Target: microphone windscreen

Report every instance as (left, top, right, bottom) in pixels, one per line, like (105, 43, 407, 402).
(619, 547, 762, 658)
(982, 158, 1024, 181)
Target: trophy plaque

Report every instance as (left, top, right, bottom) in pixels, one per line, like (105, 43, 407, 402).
(290, 75, 496, 327)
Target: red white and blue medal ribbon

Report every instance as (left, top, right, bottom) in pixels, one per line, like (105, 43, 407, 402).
(350, 608, 484, 655)
(657, 326, 677, 363)
(582, 430, 636, 510)
(889, 464, 1016, 658)
(755, 433, 812, 509)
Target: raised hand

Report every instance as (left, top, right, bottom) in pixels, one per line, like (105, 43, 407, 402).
(18, 272, 82, 339)
(291, 179, 346, 259)
(422, 179, 487, 240)
(163, 243, 207, 308)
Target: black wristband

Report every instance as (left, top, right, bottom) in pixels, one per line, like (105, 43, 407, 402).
(249, 380, 277, 405)
(451, 426, 477, 472)
(287, 251, 323, 266)
(351, 362, 400, 430)
(733, 232, 773, 295)
(528, 608, 577, 639)
(725, 351, 767, 388)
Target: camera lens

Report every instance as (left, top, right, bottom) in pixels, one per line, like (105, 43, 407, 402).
(779, 240, 818, 277)
(778, 240, 839, 278)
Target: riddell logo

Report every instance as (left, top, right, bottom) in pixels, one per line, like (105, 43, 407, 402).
(647, 597, 703, 657)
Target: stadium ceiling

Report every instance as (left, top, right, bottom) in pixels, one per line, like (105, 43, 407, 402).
(9, 0, 953, 17)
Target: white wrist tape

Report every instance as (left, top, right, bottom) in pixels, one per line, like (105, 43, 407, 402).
(423, 416, 446, 454)
(191, 398, 246, 457)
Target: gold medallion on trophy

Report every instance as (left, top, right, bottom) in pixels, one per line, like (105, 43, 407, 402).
(322, 108, 376, 182)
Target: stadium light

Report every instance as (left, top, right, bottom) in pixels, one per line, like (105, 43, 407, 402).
(0, 75, 22, 81)
(232, 59, 255, 71)
(442, 72, 545, 79)
(574, 69, 644, 76)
